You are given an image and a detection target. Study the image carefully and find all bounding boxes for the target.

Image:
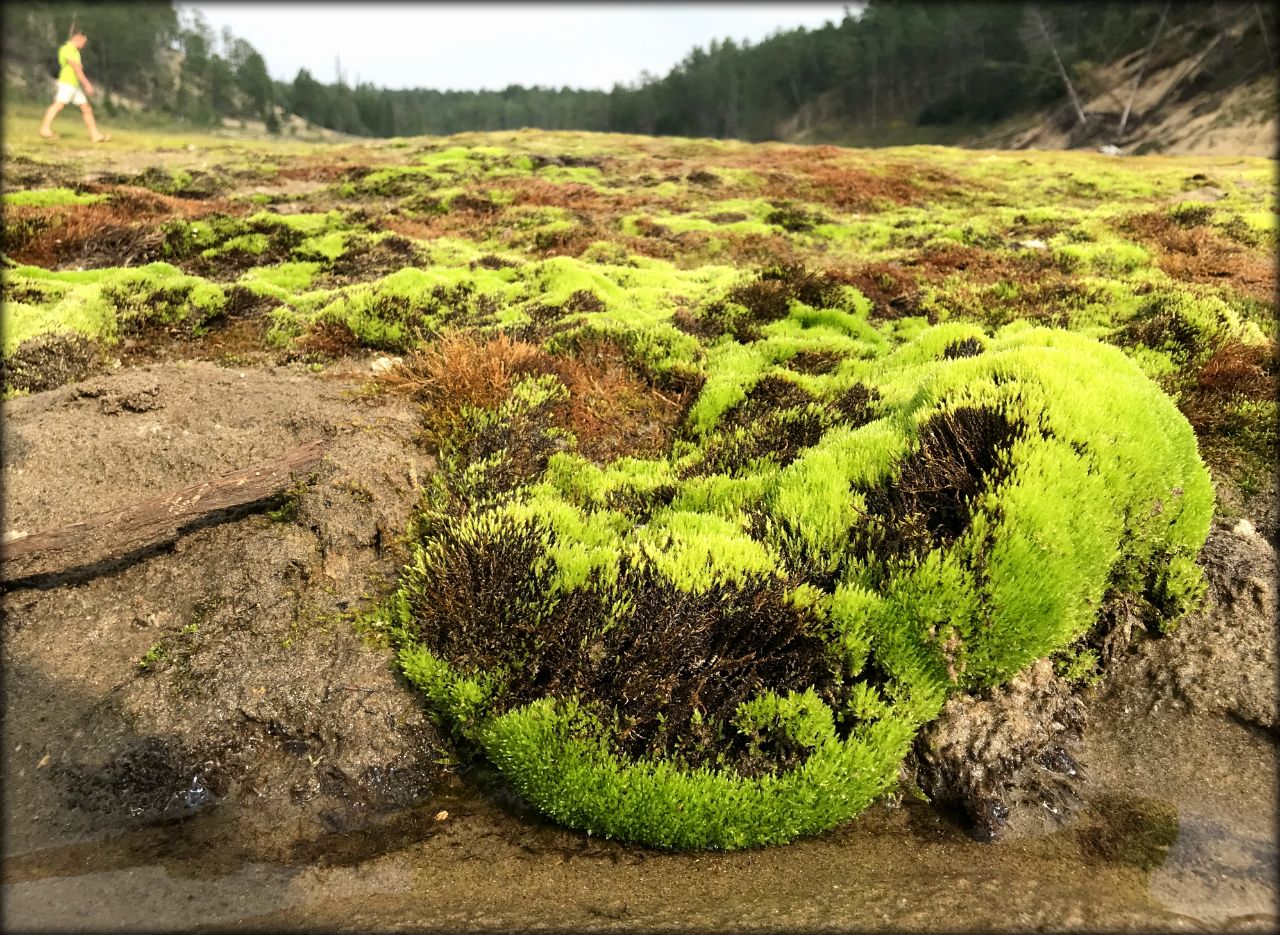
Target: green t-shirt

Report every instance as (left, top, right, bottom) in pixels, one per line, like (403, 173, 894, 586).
(58, 42, 81, 87)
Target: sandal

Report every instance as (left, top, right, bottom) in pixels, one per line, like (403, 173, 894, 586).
(39, 130, 59, 140)
(92, 134, 112, 143)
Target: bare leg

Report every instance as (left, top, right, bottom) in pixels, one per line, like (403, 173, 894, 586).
(39, 102, 65, 137)
(79, 104, 108, 142)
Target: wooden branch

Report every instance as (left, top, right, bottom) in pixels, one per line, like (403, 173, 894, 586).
(1, 438, 329, 578)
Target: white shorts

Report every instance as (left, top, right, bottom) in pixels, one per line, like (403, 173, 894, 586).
(54, 83, 88, 106)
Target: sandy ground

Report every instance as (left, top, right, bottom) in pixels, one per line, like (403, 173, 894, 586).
(1, 357, 1276, 931)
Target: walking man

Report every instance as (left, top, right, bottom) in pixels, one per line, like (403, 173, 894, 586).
(39, 30, 110, 142)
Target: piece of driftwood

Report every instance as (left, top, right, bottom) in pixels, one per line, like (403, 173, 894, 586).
(1, 438, 329, 579)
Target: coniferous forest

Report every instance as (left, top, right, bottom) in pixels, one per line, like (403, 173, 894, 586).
(3, 1, 1275, 142)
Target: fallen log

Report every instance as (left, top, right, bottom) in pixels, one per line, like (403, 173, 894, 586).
(1, 437, 329, 581)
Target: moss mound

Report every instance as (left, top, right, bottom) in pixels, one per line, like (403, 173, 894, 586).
(388, 314, 1213, 850)
(2, 263, 227, 357)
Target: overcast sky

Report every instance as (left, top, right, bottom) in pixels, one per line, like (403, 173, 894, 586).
(181, 3, 856, 92)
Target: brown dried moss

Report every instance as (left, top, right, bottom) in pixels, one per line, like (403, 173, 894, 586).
(1122, 210, 1275, 304)
(377, 331, 687, 462)
(2, 333, 104, 395)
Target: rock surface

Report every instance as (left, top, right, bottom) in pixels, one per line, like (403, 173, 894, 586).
(909, 659, 1087, 840)
(2, 361, 444, 856)
(1103, 517, 1278, 733)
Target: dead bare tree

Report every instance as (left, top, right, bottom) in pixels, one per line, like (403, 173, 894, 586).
(1030, 5, 1088, 127)
(1144, 29, 1228, 118)
(1255, 3, 1274, 63)
(1118, 1, 1173, 137)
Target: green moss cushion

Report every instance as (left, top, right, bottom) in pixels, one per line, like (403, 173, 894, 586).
(394, 316, 1212, 850)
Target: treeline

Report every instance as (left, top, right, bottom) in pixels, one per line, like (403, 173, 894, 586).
(3, 1, 1275, 140)
(285, 1, 1276, 139)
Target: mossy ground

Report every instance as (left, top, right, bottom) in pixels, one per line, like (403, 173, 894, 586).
(3, 126, 1273, 848)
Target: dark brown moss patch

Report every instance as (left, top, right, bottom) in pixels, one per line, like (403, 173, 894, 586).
(470, 253, 520, 270)
(221, 285, 273, 319)
(530, 154, 605, 170)
(324, 233, 419, 282)
(104, 284, 219, 340)
(698, 264, 846, 341)
(576, 564, 839, 771)
(765, 202, 828, 233)
(671, 307, 719, 340)
(1117, 294, 1207, 361)
(276, 162, 372, 183)
(786, 350, 842, 375)
(404, 516, 584, 676)
(450, 194, 502, 215)
(76, 225, 166, 269)
(693, 377, 885, 475)
(700, 405, 834, 476)
(129, 166, 224, 200)
(728, 264, 844, 319)
(830, 383, 882, 427)
(164, 216, 306, 279)
(440, 388, 569, 502)
(720, 375, 817, 430)
(295, 319, 362, 359)
(855, 406, 1023, 567)
(943, 337, 984, 359)
(686, 170, 721, 186)
(829, 262, 924, 321)
(408, 520, 841, 775)
(688, 376, 834, 474)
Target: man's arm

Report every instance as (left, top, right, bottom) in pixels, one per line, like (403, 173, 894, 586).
(71, 59, 94, 95)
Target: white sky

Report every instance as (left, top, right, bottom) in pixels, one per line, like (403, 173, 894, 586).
(181, 3, 857, 92)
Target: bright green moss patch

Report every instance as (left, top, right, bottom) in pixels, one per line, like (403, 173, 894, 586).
(295, 230, 349, 262)
(3, 187, 107, 207)
(3, 262, 226, 353)
(264, 248, 739, 366)
(237, 261, 321, 297)
(1053, 239, 1151, 275)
